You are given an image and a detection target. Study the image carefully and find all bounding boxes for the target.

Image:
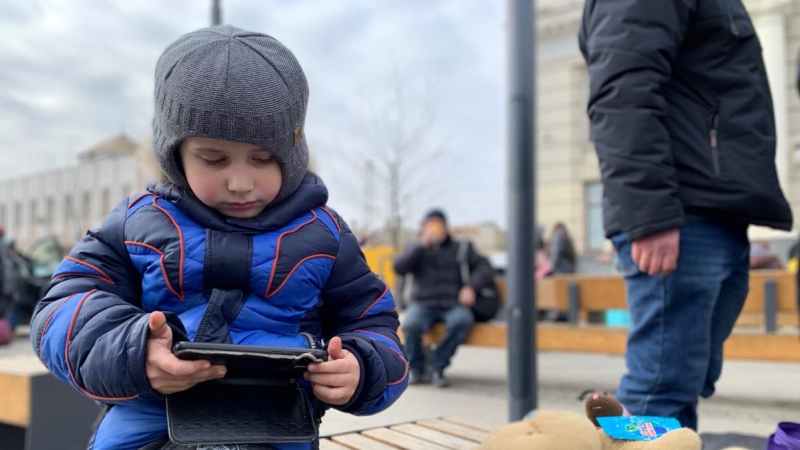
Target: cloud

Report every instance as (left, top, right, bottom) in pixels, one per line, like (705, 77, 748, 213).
(0, 0, 508, 228)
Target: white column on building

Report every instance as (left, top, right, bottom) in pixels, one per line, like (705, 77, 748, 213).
(752, 2, 789, 192)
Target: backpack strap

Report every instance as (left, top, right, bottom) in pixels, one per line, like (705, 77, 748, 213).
(456, 240, 471, 286)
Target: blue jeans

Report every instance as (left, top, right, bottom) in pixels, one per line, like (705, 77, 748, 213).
(6, 305, 20, 331)
(402, 304, 474, 373)
(612, 216, 749, 430)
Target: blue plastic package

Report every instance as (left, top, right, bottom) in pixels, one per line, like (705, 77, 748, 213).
(597, 416, 682, 441)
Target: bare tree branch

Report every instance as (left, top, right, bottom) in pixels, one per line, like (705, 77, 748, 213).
(331, 72, 451, 249)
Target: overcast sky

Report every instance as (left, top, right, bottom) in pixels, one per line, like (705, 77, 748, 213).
(0, 0, 509, 229)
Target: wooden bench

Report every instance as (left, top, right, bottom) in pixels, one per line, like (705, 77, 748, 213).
(422, 322, 800, 362)
(531, 270, 798, 331)
(412, 271, 800, 363)
(0, 342, 101, 450)
(321, 417, 491, 450)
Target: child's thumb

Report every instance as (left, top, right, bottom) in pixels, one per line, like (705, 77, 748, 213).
(327, 336, 345, 360)
(148, 311, 170, 338)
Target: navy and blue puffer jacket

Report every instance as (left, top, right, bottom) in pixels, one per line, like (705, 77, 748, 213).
(30, 173, 408, 450)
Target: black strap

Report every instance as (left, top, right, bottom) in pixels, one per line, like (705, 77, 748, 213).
(456, 240, 471, 286)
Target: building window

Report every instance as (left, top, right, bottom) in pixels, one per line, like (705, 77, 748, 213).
(64, 195, 73, 223)
(30, 199, 38, 240)
(14, 202, 21, 235)
(102, 188, 111, 215)
(64, 194, 74, 237)
(46, 197, 55, 232)
(585, 182, 604, 252)
(30, 200, 38, 226)
(82, 192, 91, 224)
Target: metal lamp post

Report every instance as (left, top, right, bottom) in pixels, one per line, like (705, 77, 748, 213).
(507, 0, 537, 421)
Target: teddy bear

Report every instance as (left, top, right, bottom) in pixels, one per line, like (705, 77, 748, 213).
(475, 409, 702, 450)
(475, 393, 750, 450)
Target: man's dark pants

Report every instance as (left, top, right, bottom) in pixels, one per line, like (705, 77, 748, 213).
(402, 304, 474, 374)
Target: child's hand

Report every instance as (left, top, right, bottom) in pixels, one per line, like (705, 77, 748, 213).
(305, 336, 360, 406)
(145, 311, 226, 395)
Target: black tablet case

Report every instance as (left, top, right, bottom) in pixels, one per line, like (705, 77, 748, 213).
(166, 343, 327, 446)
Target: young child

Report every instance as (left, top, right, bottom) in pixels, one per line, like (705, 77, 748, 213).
(30, 25, 408, 450)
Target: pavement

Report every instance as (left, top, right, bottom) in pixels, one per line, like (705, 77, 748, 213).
(3, 330, 798, 444)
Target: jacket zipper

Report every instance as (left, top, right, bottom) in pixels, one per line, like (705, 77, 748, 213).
(300, 332, 320, 350)
(710, 114, 721, 176)
(722, 0, 740, 36)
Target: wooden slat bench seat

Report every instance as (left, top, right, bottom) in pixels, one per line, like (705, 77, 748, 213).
(321, 417, 490, 450)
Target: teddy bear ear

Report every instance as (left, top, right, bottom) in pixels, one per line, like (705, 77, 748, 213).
(585, 394, 625, 427)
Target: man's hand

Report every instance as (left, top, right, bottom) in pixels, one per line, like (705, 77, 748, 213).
(145, 311, 226, 395)
(420, 228, 436, 248)
(631, 229, 680, 276)
(305, 337, 361, 406)
(458, 286, 477, 307)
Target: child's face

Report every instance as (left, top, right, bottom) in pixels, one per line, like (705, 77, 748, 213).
(179, 137, 282, 219)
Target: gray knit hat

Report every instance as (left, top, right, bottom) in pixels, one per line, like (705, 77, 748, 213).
(152, 25, 309, 203)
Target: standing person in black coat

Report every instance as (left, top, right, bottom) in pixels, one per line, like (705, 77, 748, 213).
(394, 210, 494, 388)
(580, 0, 792, 430)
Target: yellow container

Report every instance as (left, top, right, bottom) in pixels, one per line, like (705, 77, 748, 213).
(362, 245, 398, 288)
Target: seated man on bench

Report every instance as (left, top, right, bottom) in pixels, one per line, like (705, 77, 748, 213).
(394, 209, 494, 388)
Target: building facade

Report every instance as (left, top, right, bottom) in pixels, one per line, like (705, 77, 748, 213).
(537, 0, 800, 255)
(450, 222, 508, 256)
(0, 135, 161, 250)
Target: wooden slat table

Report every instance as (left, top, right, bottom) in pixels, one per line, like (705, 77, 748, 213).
(321, 417, 491, 450)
